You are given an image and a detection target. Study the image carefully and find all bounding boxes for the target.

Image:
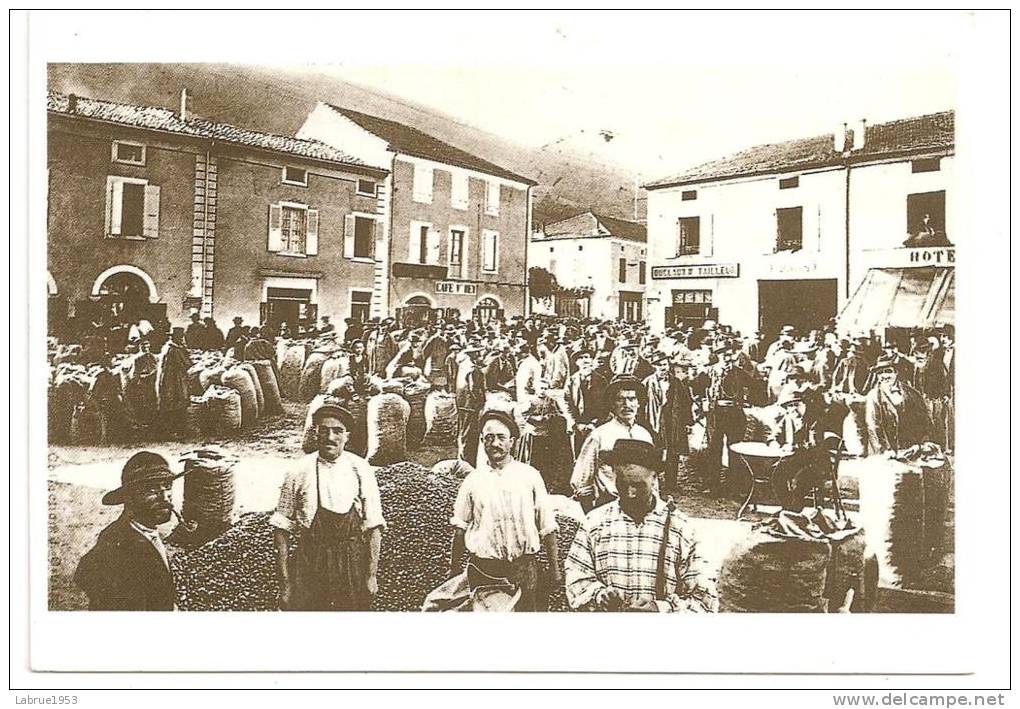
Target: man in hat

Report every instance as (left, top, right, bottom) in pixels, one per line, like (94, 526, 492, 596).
(444, 339, 463, 394)
(764, 325, 797, 363)
(565, 439, 716, 613)
(659, 356, 697, 494)
(449, 410, 560, 611)
(564, 350, 608, 457)
(74, 452, 183, 610)
(911, 342, 951, 450)
(369, 317, 398, 378)
(609, 338, 639, 377)
(343, 317, 364, 344)
(571, 374, 654, 512)
(203, 316, 225, 351)
(225, 316, 246, 352)
(184, 311, 206, 350)
(455, 342, 488, 465)
(641, 351, 672, 442)
(514, 341, 543, 404)
(766, 383, 834, 510)
(704, 342, 756, 494)
(864, 354, 933, 454)
(483, 339, 517, 395)
(271, 399, 385, 611)
(831, 337, 871, 397)
(157, 327, 191, 439)
(539, 330, 571, 389)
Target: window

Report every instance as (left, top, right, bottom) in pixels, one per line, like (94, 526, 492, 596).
(485, 180, 500, 215)
(350, 291, 372, 323)
(105, 176, 160, 239)
(410, 221, 440, 265)
(451, 171, 469, 210)
(449, 228, 467, 278)
(912, 158, 941, 173)
(282, 166, 308, 186)
(413, 163, 433, 203)
(676, 216, 700, 256)
(779, 176, 799, 189)
(482, 230, 499, 272)
(639, 261, 646, 285)
(681, 190, 697, 201)
(906, 191, 948, 243)
(578, 245, 583, 252)
(619, 257, 627, 283)
(356, 178, 377, 196)
(343, 215, 377, 259)
(776, 206, 803, 252)
(111, 141, 145, 166)
(268, 202, 319, 256)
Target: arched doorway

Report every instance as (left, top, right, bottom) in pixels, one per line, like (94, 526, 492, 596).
(398, 295, 435, 330)
(472, 296, 503, 326)
(84, 266, 166, 349)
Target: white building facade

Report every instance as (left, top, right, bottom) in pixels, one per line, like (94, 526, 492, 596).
(644, 112, 954, 339)
(529, 211, 647, 322)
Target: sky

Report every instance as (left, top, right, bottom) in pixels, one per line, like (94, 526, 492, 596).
(33, 11, 969, 181)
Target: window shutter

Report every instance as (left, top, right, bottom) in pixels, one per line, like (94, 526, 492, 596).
(701, 215, 713, 256)
(109, 179, 124, 236)
(409, 223, 422, 262)
(428, 228, 442, 265)
(305, 209, 319, 255)
(259, 302, 268, 327)
(142, 185, 160, 238)
(460, 231, 469, 279)
(372, 217, 383, 259)
(343, 215, 356, 258)
(267, 204, 284, 252)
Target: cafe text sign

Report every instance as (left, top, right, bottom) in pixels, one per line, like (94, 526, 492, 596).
(651, 263, 739, 280)
(435, 281, 478, 295)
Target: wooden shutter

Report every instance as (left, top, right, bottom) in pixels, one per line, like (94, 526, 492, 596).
(428, 228, 442, 265)
(109, 179, 124, 236)
(373, 218, 383, 259)
(305, 209, 319, 255)
(701, 215, 713, 256)
(267, 204, 284, 252)
(343, 214, 356, 258)
(142, 185, 160, 238)
(259, 302, 268, 327)
(409, 223, 422, 262)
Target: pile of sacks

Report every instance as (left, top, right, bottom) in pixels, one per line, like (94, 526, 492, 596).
(185, 352, 285, 437)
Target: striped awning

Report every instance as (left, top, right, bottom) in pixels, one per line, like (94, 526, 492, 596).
(838, 267, 954, 334)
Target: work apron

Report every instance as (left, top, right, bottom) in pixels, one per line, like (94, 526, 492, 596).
(290, 461, 371, 611)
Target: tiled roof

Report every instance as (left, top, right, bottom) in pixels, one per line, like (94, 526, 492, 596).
(326, 104, 537, 185)
(47, 91, 377, 169)
(539, 210, 646, 243)
(646, 111, 954, 189)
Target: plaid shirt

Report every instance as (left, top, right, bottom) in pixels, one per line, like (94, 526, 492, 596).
(565, 499, 717, 612)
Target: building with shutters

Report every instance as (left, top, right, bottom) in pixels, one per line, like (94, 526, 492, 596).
(643, 111, 954, 339)
(529, 211, 647, 321)
(298, 103, 537, 328)
(46, 91, 387, 337)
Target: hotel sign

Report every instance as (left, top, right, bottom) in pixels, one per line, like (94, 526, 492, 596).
(651, 263, 740, 280)
(861, 246, 956, 269)
(435, 281, 478, 295)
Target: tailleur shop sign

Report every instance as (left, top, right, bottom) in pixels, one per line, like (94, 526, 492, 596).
(651, 263, 740, 280)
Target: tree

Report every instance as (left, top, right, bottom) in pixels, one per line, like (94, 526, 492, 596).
(528, 267, 560, 302)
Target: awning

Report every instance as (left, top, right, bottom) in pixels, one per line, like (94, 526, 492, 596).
(838, 267, 954, 334)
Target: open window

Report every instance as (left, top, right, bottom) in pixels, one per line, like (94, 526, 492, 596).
(106, 176, 160, 239)
(776, 206, 803, 252)
(905, 190, 950, 246)
(676, 216, 700, 256)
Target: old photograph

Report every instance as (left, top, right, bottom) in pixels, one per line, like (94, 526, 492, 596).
(42, 55, 959, 619)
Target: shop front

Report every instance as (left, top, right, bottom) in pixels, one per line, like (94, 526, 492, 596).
(650, 262, 738, 332)
(260, 275, 318, 336)
(757, 278, 838, 337)
(618, 291, 644, 322)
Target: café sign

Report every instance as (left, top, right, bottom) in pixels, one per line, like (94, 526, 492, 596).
(435, 281, 478, 295)
(651, 263, 740, 280)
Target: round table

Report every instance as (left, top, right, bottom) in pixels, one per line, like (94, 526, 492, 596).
(729, 441, 794, 519)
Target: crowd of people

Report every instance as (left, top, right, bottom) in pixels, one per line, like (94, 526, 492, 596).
(68, 308, 955, 614)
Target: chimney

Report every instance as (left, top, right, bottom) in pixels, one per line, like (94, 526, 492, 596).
(833, 122, 848, 153)
(852, 118, 867, 151)
(179, 88, 189, 121)
(67, 93, 78, 114)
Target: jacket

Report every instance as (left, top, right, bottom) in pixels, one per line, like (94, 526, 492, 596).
(74, 514, 175, 611)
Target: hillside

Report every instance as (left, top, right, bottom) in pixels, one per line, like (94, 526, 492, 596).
(47, 63, 642, 226)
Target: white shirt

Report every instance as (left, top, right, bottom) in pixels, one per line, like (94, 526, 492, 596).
(270, 452, 386, 534)
(450, 458, 558, 561)
(570, 417, 654, 500)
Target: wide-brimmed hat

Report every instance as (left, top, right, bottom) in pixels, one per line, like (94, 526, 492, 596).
(871, 354, 900, 373)
(780, 325, 797, 336)
(310, 398, 356, 430)
(102, 451, 183, 506)
(776, 383, 807, 407)
(603, 439, 664, 472)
